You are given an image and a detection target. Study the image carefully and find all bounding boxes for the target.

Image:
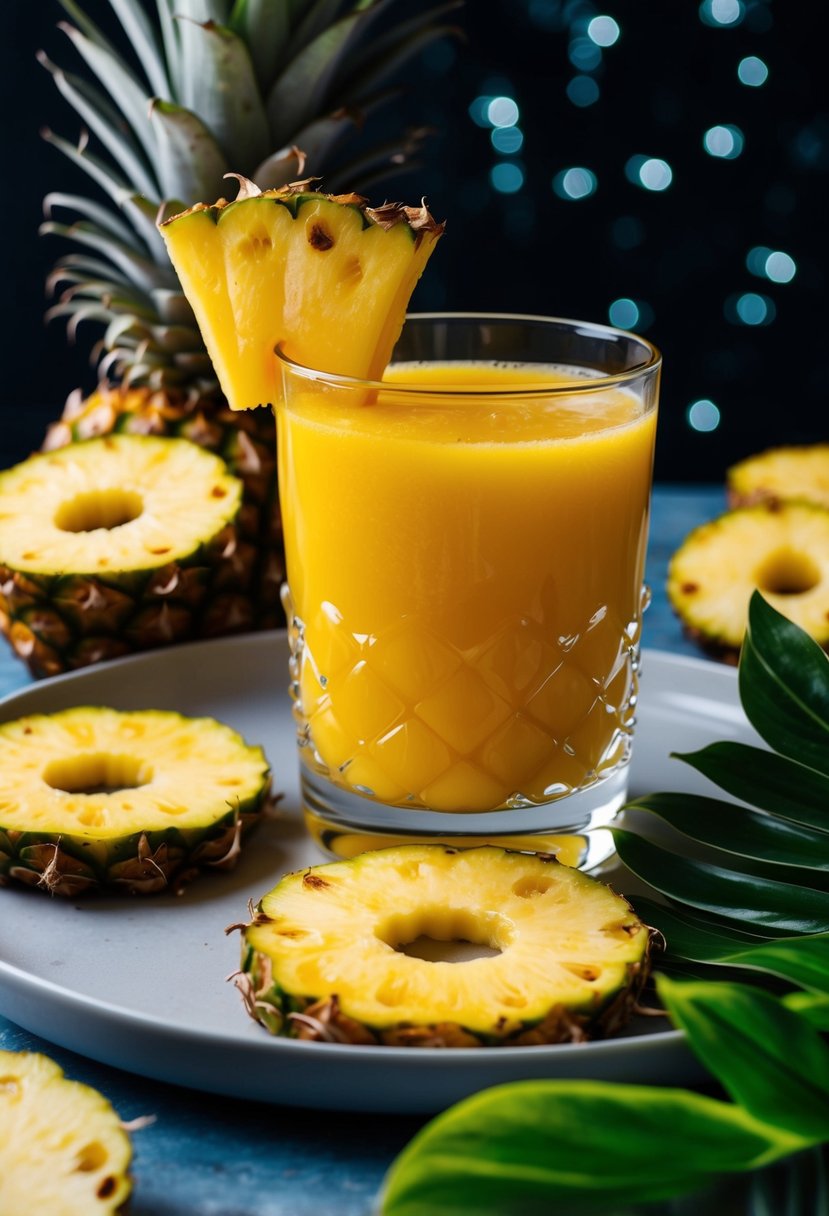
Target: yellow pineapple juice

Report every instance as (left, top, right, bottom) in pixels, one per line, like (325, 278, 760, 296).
(277, 356, 658, 830)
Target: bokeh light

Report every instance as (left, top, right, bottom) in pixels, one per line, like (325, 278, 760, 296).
(738, 55, 769, 86)
(587, 15, 621, 47)
(552, 166, 598, 200)
(625, 155, 673, 191)
(568, 37, 602, 71)
(566, 75, 600, 107)
(727, 291, 776, 326)
(699, 0, 744, 26)
(764, 251, 796, 283)
(490, 162, 525, 193)
(687, 399, 722, 432)
(487, 96, 520, 128)
(703, 124, 744, 159)
(607, 297, 654, 331)
(491, 125, 524, 154)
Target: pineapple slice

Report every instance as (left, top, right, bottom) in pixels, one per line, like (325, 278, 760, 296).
(0, 707, 271, 896)
(235, 845, 650, 1047)
(0, 1050, 132, 1214)
(668, 502, 829, 660)
(727, 444, 829, 510)
(160, 179, 444, 412)
(44, 386, 285, 631)
(0, 434, 249, 678)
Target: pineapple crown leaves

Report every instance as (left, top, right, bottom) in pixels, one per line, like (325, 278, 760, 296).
(40, 0, 460, 389)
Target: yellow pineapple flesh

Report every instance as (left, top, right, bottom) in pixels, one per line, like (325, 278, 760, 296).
(0, 706, 271, 895)
(668, 501, 829, 659)
(236, 845, 650, 1047)
(160, 180, 444, 412)
(727, 444, 829, 510)
(0, 1051, 132, 1215)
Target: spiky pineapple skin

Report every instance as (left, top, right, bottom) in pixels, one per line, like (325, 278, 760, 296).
(667, 501, 829, 661)
(0, 1050, 132, 1215)
(0, 707, 272, 897)
(0, 434, 255, 678)
(235, 845, 650, 1047)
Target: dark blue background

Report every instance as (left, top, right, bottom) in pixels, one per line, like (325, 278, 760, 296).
(3, 1, 826, 477)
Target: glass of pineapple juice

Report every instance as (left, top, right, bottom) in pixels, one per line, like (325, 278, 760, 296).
(276, 314, 660, 868)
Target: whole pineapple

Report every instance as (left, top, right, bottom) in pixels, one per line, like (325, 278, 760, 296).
(38, 0, 455, 642)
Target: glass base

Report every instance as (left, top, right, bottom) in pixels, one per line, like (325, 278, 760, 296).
(300, 765, 628, 871)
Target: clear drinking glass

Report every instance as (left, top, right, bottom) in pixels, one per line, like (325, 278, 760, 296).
(276, 314, 661, 868)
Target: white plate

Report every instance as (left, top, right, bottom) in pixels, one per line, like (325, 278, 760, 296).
(0, 636, 754, 1113)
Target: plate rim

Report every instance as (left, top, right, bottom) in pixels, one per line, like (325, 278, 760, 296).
(0, 634, 737, 1104)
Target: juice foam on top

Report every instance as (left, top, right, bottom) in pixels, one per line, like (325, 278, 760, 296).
(296, 360, 647, 444)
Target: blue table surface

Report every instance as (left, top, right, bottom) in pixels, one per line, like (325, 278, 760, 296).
(0, 485, 726, 1216)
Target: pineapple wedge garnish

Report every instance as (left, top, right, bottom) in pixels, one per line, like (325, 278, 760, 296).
(160, 178, 443, 412)
(0, 707, 271, 896)
(0, 1051, 132, 1214)
(234, 845, 650, 1047)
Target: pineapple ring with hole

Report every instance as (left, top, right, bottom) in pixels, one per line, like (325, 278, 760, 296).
(0, 1050, 132, 1215)
(0, 434, 246, 679)
(667, 501, 829, 660)
(237, 844, 650, 1047)
(0, 706, 271, 896)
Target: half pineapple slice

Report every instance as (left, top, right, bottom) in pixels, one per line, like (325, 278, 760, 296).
(727, 444, 829, 510)
(667, 502, 829, 659)
(235, 845, 650, 1047)
(0, 707, 271, 896)
(0, 1050, 132, 1214)
(0, 435, 248, 677)
(160, 180, 444, 412)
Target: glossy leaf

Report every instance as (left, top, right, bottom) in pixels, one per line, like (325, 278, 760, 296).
(739, 593, 829, 777)
(633, 896, 771, 961)
(658, 975, 829, 1141)
(381, 1080, 794, 1216)
(628, 791, 829, 870)
(675, 741, 829, 833)
(783, 991, 829, 1031)
(614, 829, 829, 935)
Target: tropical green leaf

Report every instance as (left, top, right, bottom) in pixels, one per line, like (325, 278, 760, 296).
(614, 829, 829, 935)
(155, 0, 181, 99)
(675, 741, 829, 833)
(633, 896, 771, 959)
(338, 0, 460, 91)
(740, 593, 829, 776)
(628, 791, 829, 871)
(175, 20, 270, 168)
(783, 991, 829, 1030)
(148, 100, 229, 202)
(658, 975, 829, 1141)
(380, 1080, 798, 1216)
